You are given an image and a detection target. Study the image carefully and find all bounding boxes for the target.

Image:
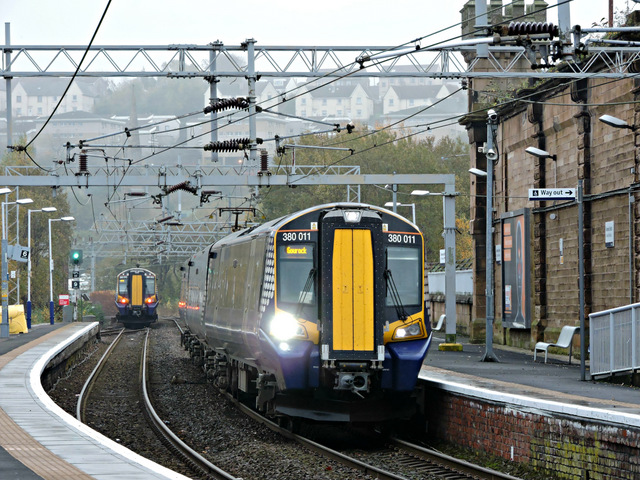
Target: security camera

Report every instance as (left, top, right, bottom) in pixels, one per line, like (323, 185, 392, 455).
(486, 148, 497, 160)
(487, 109, 498, 121)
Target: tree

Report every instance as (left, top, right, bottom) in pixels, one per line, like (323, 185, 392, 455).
(1, 142, 74, 323)
(258, 126, 470, 262)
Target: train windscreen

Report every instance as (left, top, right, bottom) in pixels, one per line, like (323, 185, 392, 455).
(277, 244, 315, 305)
(386, 247, 421, 306)
(145, 275, 155, 294)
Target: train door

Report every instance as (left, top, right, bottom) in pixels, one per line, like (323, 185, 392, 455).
(320, 209, 385, 361)
(131, 273, 144, 307)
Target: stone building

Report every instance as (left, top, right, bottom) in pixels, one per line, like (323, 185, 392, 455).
(462, 5, 640, 352)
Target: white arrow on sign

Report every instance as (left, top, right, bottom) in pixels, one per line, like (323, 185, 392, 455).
(528, 188, 576, 201)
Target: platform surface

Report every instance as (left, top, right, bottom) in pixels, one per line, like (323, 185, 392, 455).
(420, 333, 640, 426)
(0, 322, 190, 480)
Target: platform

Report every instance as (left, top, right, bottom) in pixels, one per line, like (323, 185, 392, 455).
(420, 333, 640, 427)
(0, 322, 190, 480)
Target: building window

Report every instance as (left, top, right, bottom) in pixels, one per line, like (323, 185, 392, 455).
(16, 95, 22, 103)
(389, 99, 394, 106)
(16, 108, 21, 115)
(37, 107, 43, 115)
(357, 109, 362, 117)
(322, 110, 327, 116)
(37, 95, 43, 102)
(301, 98, 306, 105)
(337, 99, 342, 105)
(72, 95, 77, 102)
(356, 97, 362, 105)
(337, 109, 342, 115)
(322, 99, 327, 106)
(301, 109, 306, 116)
(409, 99, 414, 106)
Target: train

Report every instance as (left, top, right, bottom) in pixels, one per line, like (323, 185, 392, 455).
(115, 267, 159, 328)
(179, 203, 432, 423)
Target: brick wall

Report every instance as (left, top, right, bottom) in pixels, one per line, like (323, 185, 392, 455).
(424, 386, 640, 479)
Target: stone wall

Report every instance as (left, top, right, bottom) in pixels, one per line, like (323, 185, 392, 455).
(424, 386, 640, 479)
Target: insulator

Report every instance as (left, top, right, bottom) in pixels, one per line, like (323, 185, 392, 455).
(203, 138, 251, 152)
(203, 97, 250, 114)
(166, 181, 198, 195)
(507, 21, 558, 37)
(79, 151, 88, 172)
(260, 149, 269, 172)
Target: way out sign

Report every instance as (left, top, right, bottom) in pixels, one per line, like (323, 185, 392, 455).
(529, 188, 576, 201)
(59, 294, 70, 306)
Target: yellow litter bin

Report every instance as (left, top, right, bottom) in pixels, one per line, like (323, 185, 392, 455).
(0, 305, 28, 334)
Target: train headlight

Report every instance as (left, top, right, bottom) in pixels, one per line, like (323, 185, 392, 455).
(343, 210, 362, 223)
(145, 295, 157, 305)
(117, 295, 129, 305)
(393, 321, 423, 340)
(269, 312, 306, 341)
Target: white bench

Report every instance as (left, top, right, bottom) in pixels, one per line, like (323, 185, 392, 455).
(433, 314, 445, 332)
(534, 326, 580, 364)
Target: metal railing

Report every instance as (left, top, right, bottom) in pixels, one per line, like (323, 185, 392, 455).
(589, 303, 640, 377)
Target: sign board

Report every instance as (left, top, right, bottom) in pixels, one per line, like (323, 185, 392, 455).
(439, 249, 445, 264)
(7, 245, 29, 263)
(59, 294, 70, 306)
(605, 221, 614, 248)
(72, 271, 80, 278)
(528, 188, 576, 201)
(71, 280, 80, 290)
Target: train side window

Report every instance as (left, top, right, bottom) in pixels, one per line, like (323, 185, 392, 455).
(386, 247, 421, 306)
(277, 244, 316, 305)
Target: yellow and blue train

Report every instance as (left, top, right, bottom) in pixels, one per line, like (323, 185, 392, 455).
(115, 267, 159, 328)
(179, 203, 431, 423)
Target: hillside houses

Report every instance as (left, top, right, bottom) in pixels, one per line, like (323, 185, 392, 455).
(2, 70, 466, 159)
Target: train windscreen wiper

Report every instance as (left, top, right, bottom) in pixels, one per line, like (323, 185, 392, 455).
(384, 269, 408, 321)
(295, 268, 316, 317)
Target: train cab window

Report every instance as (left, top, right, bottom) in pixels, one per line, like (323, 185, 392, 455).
(386, 247, 421, 306)
(118, 278, 127, 295)
(145, 276, 155, 294)
(277, 244, 316, 305)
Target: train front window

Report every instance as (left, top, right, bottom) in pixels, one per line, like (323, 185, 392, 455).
(386, 247, 421, 306)
(277, 244, 316, 305)
(145, 276, 155, 294)
(118, 278, 127, 295)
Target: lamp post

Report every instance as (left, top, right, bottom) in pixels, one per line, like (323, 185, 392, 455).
(2, 197, 33, 338)
(384, 202, 416, 224)
(473, 109, 500, 362)
(48, 216, 74, 325)
(0, 187, 12, 338)
(27, 207, 56, 329)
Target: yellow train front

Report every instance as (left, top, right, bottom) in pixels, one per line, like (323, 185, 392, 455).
(182, 203, 431, 422)
(115, 267, 159, 329)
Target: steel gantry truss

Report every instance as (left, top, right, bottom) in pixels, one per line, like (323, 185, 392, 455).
(4, 41, 640, 80)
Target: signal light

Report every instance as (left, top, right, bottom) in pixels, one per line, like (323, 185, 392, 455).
(70, 249, 83, 265)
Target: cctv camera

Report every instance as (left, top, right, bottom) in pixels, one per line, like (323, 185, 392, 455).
(487, 109, 498, 121)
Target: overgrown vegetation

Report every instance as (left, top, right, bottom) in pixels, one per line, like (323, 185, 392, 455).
(258, 127, 471, 265)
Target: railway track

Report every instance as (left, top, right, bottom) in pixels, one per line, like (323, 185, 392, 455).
(77, 326, 238, 480)
(61, 318, 525, 480)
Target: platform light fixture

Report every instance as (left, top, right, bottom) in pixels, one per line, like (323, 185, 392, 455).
(599, 114, 636, 131)
(27, 207, 57, 329)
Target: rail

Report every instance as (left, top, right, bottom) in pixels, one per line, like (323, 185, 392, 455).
(589, 302, 640, 377)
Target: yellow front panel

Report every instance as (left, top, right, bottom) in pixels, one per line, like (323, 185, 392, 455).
(352, 230, 374, 350)
(332, 229, 374, 351)
(132, 275, 143, 306)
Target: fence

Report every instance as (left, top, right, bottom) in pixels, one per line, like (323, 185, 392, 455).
(589, 302, 640, 377)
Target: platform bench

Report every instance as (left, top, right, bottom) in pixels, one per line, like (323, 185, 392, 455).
(533, 326, 580, 364)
